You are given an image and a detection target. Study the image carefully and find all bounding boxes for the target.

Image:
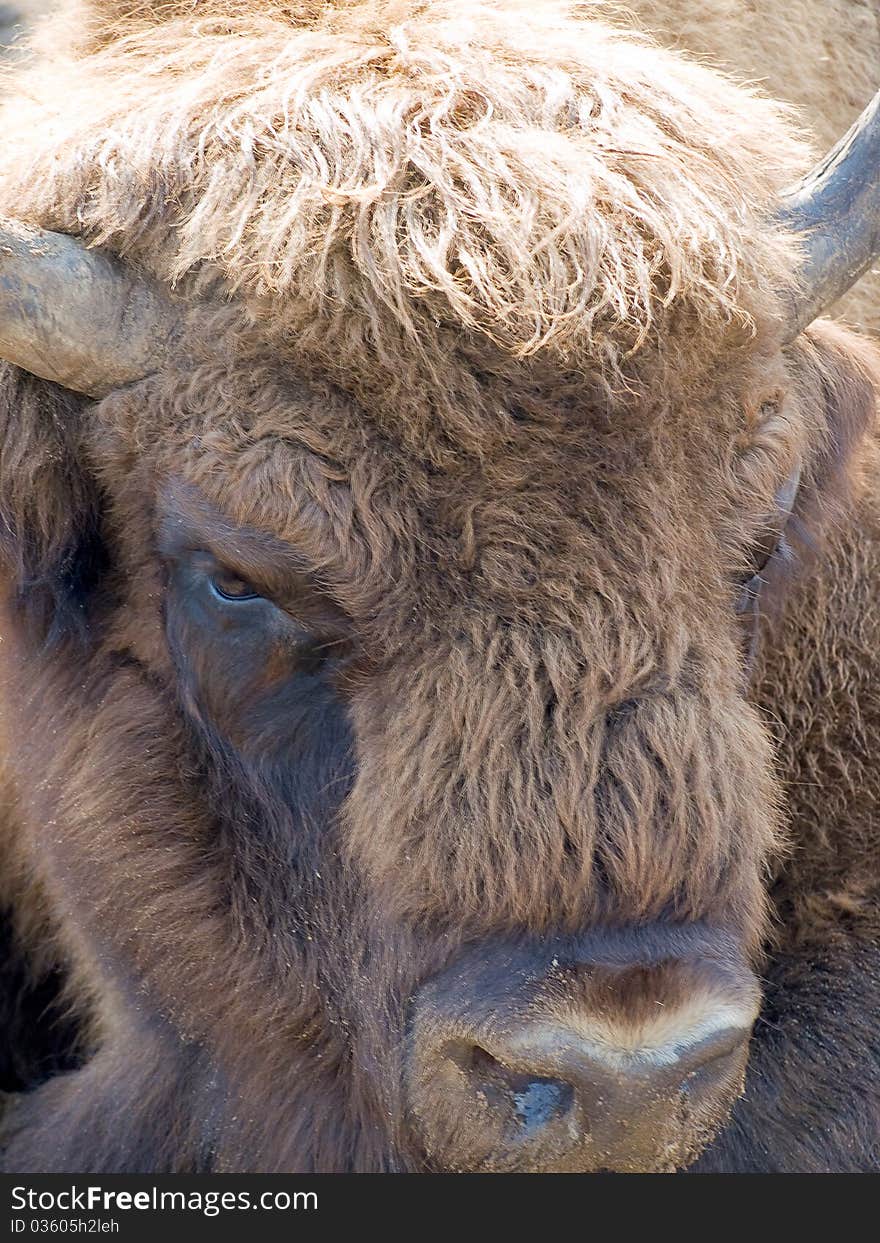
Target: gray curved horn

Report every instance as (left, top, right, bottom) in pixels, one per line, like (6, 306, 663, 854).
(0, 218, 181, 398)
(778, 88, 880, 338)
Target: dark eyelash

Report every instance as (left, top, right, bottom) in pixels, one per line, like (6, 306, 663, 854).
(209, 573, 263, 602)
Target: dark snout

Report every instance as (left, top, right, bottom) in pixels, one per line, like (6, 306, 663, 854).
(407, 926, 759, 1173)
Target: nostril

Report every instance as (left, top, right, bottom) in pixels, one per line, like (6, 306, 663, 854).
(679, 1029, 751, 1099)
(447, 1043, 575, 1137)
(512, 1074, 574, 1133)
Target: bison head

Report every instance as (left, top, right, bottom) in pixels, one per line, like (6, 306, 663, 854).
(0, 1, 878, 1173)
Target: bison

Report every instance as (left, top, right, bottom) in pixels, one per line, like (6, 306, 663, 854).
(0, 0, 878, 1173)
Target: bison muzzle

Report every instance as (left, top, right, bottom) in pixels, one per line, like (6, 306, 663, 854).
(409, 926, 759, 1172)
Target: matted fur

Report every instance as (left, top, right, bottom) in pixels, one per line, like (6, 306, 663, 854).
(0, 1, 812, 395)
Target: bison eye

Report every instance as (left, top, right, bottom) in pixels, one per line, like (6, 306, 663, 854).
(209, 569, 263, 602)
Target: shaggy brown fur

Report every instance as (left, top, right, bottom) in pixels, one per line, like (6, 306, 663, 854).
(0, 0, 877, 1172)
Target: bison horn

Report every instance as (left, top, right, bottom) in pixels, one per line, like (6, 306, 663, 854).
(779, 88, 880, 338)
(0, 218, 181, 398)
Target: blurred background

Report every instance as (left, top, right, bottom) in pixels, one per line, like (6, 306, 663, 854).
(1, 2, 48, 53)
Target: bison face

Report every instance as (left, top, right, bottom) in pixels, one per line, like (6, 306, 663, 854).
(1, 306, 877, 1173)
(0, 0, 879, 1177)
(152, 456, 768, 1174)
(6, 314, 871, 1174)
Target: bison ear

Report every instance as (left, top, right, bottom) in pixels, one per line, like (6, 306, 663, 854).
(753, 323, 879, 628)
(782, 320, 880, 560)
(0, 363, 106, 646)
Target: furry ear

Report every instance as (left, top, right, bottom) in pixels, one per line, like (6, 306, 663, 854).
(750, 321, 879, 636)
(798, 319, 880, 523)
(0, 363, 106, 646)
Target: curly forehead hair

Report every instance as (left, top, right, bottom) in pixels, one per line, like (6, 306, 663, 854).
(2, 0, 811, 398)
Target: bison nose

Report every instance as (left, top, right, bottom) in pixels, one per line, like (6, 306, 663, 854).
(429, 1017, 752, 1172)
(407, 930, 760, 1172)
